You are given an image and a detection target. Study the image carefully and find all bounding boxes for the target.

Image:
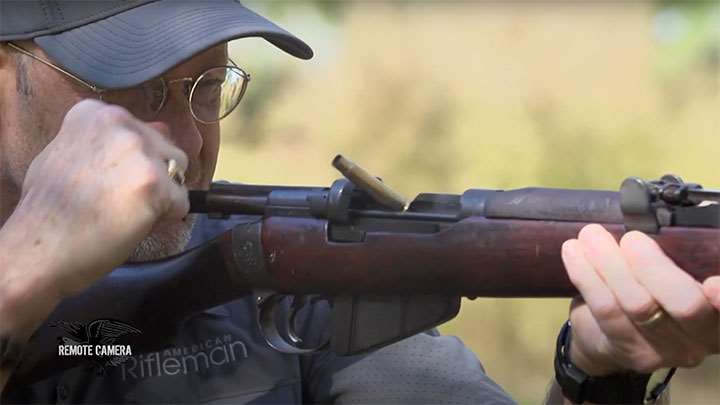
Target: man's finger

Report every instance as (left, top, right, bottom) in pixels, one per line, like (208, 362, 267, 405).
(578, 225, 663, 325)
(562, 239, 633, 338)
(165, 181, 190, 221)
(620, 231, 718, 351)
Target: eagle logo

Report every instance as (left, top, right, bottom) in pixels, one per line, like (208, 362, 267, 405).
(52, 319, 141, 375)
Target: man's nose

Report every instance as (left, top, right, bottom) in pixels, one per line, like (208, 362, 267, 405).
(146, 121, 171, 138)
(151, 95, 204, 160)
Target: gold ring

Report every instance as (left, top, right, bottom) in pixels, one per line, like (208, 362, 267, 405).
(166, 158, 185, 185)
(636, 309, 665, 327)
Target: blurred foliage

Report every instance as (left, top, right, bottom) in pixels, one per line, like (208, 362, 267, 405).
(261, 0, 347, 21)
(223, 1, 719, 403)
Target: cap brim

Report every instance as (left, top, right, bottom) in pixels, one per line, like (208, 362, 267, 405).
(34, 0, 313, 89)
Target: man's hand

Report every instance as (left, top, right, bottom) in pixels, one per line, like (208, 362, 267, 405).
(0, 99, 189, 389)
(561, 224, 720, 377)
(5, 99, 189, 297)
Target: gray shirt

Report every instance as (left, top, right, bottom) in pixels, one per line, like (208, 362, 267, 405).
(3, 215, 515, 404)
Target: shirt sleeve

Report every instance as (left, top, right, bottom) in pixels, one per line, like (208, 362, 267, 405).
(297, 300, 516, 404)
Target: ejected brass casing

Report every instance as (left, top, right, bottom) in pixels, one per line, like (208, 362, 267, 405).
(332, 155, 408, 211)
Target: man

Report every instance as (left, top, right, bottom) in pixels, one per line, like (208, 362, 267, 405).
(0, 1, 717, 403)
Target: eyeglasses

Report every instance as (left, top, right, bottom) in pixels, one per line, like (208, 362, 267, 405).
(6, 42, 250, 124)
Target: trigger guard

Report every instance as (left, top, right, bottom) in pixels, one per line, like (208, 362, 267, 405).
(257, 294, 327, 355)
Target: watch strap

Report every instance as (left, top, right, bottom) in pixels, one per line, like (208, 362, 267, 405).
(554, 320, 654, 404)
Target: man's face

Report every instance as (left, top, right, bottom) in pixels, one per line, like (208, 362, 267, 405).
(0, 41, 229, 260)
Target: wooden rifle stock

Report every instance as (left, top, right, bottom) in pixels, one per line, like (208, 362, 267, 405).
(253, 217, 718, 297)
(6, 173, 719, 388)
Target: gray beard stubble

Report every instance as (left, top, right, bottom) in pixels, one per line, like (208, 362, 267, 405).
(127, 215, 197, 262)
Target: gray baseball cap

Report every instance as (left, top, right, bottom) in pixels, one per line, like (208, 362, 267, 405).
(0, 0, 313, 89)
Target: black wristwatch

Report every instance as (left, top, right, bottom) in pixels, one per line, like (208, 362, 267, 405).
(554, 320, 674, 404)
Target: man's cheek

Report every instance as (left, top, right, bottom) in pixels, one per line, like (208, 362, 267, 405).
(201, 130, 221, 186)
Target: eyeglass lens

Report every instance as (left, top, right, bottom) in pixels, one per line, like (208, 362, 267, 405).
(191, 66, 248, 123)
(100, 66, 248, 123)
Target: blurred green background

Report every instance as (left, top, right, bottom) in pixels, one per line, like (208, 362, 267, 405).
(219, 1, 719, 403)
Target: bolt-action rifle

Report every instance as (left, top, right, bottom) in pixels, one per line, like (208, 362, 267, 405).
(8, 156, 719, 386)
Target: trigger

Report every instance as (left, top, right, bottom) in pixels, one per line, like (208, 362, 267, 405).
(288, 296, 307, 344)
(256, 293, 327, 355)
